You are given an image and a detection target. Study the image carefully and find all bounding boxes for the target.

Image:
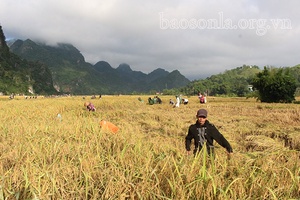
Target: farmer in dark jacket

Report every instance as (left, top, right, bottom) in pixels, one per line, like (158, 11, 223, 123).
(185, 109, 233, 156)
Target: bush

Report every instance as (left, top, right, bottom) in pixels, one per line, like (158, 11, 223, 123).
(252, 67, 297, 103)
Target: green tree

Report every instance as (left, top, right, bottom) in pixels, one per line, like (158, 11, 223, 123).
(251, 67, 296, 103)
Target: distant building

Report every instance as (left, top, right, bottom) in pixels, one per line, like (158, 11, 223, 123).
(248, 85, 253, 92)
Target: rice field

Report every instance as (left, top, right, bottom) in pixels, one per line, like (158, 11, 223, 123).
(0, 95, 299, 199)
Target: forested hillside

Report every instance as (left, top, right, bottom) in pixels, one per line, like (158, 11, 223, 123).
(180, 65, 300, 97)
(0, 26, 56, 95)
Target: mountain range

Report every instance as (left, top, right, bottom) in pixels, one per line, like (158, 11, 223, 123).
(7, 36, 190, 95)
(2, 25, 299, 97)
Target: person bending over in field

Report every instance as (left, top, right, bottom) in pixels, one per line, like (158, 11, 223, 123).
(169, 99, 174, 105)
(148, 97, 154, 105)
(156, 96, 162, 104)
(182, 98, 189, 105)
(84, 102, 96, 112)
(185, 109, 233, 157)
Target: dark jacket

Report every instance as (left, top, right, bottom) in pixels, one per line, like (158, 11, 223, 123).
(185, 120, 233, 154)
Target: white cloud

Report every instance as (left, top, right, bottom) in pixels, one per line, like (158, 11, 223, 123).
(1, 0, 299, 80)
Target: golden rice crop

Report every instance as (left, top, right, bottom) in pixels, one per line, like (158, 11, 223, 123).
(0, 95, 299, 199)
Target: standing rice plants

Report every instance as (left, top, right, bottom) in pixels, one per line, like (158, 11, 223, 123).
(0, 95, 299, 199)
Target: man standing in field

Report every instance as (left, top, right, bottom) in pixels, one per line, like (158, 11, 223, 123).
(185, 109, 233, 156)
(174, 95, 180, 107)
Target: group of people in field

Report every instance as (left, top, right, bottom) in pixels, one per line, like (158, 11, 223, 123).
(147, 96, 162, 105)
(168, 93, 206, 108)
(135, 92, 207, 107)
(82, 93, 233, 158)
(168, 95, 183, 107)
(85, 92, 207, 111)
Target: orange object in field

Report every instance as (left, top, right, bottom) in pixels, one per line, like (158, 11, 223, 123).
(99, 120, 119, 133)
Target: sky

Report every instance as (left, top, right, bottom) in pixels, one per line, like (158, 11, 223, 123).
(0, 0, 299, 80)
